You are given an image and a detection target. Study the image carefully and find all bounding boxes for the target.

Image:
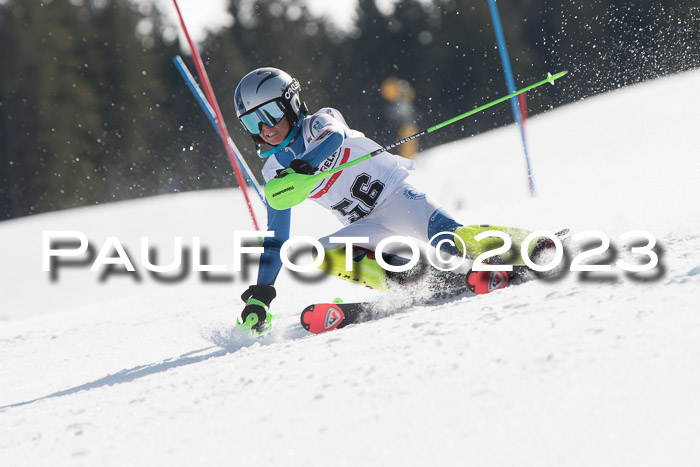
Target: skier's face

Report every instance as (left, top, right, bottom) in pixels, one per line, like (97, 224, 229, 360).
(260, 116, 291, 146)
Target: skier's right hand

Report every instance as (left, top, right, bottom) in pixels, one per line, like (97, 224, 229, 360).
(274, 159, 315, 179)
(239, 284, 277, 332)
(288, 158, 315, 175)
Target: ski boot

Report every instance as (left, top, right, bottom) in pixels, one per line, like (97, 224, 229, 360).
(465, 228, 571, 294)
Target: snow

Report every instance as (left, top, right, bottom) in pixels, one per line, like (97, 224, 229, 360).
(2, 69, 700, 466)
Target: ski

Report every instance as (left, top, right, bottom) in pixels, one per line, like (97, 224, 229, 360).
(300, 301, 376, 334)
(299, 268, 537, 334)
(299, 274, 491, 335)
(301, 229, 571, 334)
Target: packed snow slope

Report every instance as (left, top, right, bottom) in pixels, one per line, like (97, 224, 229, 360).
(2, 69, 700, 466)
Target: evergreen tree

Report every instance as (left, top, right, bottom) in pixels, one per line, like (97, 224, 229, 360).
(1, 0, 698, 220)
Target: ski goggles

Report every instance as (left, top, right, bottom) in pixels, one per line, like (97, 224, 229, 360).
(239, 100, 287, 135)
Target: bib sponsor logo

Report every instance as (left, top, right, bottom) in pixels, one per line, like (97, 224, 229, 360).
(318, 150, 341, 173)
(309, 148, 351, 199)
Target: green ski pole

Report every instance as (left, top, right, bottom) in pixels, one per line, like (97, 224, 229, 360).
(265, 71, 568, 210)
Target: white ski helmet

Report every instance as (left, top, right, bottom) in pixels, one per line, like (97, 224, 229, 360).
(234, 67, 307, 146)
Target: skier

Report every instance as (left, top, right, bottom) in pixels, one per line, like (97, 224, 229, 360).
(235, 67, 549, 333)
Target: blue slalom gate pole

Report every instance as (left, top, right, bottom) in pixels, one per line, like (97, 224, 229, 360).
(486, 0, 536, 197)
(173, 56, 264, 202)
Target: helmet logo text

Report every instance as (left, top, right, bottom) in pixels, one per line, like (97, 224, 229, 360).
(284, 79, 301, 100)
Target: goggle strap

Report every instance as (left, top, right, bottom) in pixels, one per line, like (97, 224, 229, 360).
(257, 112, 305, 158)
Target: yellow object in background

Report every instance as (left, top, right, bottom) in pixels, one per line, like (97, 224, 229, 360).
(381, 76, 418, 159)
(398, 123, 419, 159)
(380, 77, 401, 102)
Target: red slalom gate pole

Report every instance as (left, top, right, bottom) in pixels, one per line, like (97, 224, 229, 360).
(172, 0, 260, 230)
(518, 94, 528, 130)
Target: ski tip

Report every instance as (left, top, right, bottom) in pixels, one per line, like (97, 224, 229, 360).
(300, 303, 346, 334)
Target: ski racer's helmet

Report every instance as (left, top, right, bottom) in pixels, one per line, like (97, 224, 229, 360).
(234, 67, 307, 148)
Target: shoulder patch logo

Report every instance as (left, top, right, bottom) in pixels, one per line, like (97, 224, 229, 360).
(403, 188, 426, 200)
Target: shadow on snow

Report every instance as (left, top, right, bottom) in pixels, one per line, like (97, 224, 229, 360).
(0, 320, 310, 411)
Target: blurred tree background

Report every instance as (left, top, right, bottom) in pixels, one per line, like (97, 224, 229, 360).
(1, 0, 698, 220)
